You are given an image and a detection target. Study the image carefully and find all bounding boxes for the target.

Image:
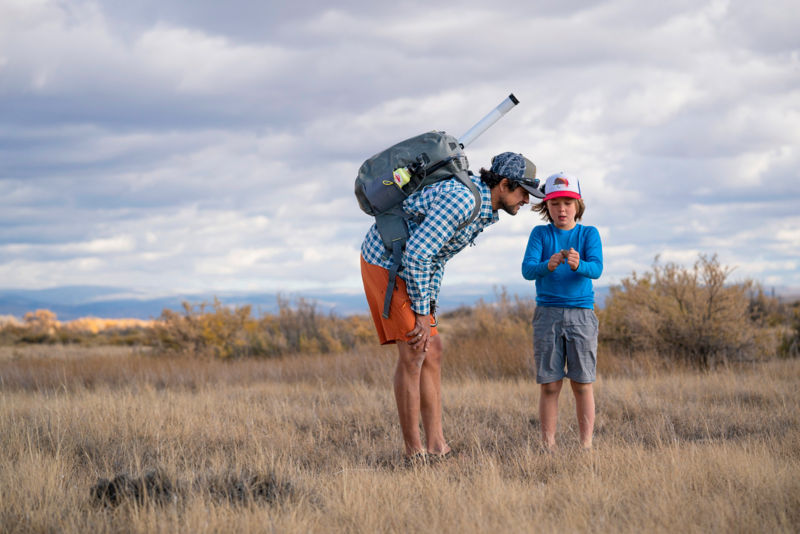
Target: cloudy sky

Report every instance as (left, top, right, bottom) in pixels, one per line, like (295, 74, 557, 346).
(1, 0, 799, 306)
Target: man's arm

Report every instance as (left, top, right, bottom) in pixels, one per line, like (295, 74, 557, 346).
(403, 187, 476, 315)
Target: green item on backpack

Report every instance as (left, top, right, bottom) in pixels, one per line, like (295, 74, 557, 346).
(355, 130, 481, 319)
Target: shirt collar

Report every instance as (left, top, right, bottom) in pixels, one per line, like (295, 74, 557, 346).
(476, 178, 499, 222)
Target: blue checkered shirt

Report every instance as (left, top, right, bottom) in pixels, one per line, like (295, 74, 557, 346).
(361, 175, 499, 316)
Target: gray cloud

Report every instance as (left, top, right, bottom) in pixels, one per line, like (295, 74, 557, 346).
(1, 0, 799, 304)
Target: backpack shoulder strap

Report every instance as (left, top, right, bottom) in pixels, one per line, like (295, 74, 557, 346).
(374, 209, 409, 319)
(453, 173, 482, 229)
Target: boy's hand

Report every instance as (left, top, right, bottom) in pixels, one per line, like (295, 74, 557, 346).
(548, 251, 565, 272)
(565, 247, 580, 270)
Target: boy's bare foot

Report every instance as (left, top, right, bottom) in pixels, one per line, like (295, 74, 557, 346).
(541, 443, 557, 454)
(428, 449, 456, 463)
(403, 452, 428, 467)
(428, 444, 451, 456)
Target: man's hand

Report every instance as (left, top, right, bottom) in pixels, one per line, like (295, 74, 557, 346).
(565, 247, 580, 270)
(406, 313, 432, 352)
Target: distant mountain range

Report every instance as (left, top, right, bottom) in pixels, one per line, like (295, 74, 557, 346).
(0, 286, 365, 321)
(0, 283, 588, 321)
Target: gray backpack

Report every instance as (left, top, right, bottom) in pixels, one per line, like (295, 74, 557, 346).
(355, 130, 481, 318)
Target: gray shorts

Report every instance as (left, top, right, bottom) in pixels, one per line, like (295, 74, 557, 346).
(532, 307, 598, 384)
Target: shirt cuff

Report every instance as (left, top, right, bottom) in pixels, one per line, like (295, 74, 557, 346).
(411, 299, 429, 316)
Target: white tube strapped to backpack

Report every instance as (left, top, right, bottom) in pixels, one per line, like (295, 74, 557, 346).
(458, 93, 519, 148)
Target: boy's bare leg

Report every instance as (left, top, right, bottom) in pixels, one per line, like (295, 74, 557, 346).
(539, 380, 563, 450)
(418, 336, 451, 455)
(570, 381, 595, 449)
(395, 343, 426, 456)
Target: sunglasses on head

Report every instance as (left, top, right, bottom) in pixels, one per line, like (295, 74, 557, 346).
(508, 176, 540, 189)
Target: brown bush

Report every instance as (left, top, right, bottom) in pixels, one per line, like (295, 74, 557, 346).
(0, 310, 152, 346)
(19, 309, 59, 343)
(779, 301, 800, 358)
(599, 254, 773, 368)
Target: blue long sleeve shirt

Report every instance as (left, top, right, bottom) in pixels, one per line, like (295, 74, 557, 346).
(521, 223, 603, 309)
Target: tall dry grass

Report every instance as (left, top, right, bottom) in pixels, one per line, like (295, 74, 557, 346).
(1, 344, 798, 533)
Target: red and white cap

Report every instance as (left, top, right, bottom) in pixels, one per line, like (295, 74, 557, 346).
(542, 172, 581, 201)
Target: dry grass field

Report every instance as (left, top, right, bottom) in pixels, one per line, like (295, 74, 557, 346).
(1, 343, 799, 533)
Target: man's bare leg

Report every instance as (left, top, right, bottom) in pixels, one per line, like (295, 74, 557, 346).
(395, 342, 426, 456)
(418, 335, 451, 455)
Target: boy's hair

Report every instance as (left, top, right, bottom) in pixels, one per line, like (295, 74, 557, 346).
(533, 197, 586, 223)
(479, 168, 522, 191)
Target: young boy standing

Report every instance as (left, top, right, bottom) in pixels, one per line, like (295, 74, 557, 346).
(521, 172, 603, 450)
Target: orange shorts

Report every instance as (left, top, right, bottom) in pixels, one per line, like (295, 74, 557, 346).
(360, 256, 438, 345)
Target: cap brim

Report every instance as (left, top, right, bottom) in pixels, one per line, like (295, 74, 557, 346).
(543, 191, 581, 201)
(520, 183, 545, 198)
